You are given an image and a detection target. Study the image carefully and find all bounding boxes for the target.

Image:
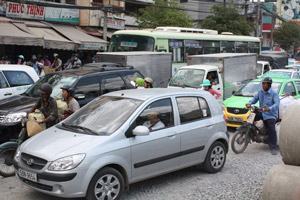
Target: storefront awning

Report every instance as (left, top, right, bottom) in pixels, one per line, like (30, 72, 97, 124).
(50, 24, 108, 51)
(0, 21, 43, 46)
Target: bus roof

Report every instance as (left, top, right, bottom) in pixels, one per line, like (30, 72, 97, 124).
(113, 29, 260, 43)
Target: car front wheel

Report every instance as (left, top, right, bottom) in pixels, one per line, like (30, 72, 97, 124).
(86, 167, 125, 200)
(203, 141, 226, 173)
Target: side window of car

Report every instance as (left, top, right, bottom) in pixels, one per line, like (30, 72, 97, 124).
(295, 81, 300, 93)
(75, 76, 100, 99)
(122, 71, 144, 86)
(135, 98, 174, 132)
(292, 72, 300, 79)
(176, 97, 209, 124)
(2, 71, 33, 87)
(0, 72, 9, 88)
(101, 75, 126, 94)
(206, 71, 219, 85)
(283, 82, 296, 96)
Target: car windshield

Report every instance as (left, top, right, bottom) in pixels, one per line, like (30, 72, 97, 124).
(61, 96, 142, 135)
(24, 74, 78, 98)
(234, 81, 281, 97)
(262, 71, 292, 79)
(169, 69, 205, 88)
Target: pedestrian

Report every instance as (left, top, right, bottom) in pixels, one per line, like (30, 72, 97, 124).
(246, 77, 280, 155)
(72, 54, 82, 68)
(17, 55, 25, 65)
(43, 55, 51, 67)
(31, 54, 40, 75)
(51, 53, 63, 71)
(144, 77, 153, 88)
(201, 79, 221, 99)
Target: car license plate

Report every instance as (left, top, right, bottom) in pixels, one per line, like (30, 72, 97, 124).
(18, 169, 37, 182)
(228, 117, 243, 122)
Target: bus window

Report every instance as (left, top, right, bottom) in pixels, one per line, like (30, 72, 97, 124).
(169, 39, 184, 63)
(249, 42, 260, 54)
(203, 41, 220, 54)
(110, 35, 155, 51)
(235, 42, 248, 53)
(220, 41, 235, 53)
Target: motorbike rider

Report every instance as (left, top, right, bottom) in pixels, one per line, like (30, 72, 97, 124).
(201, 79, 221, 99)
(30, 83, 59, 128)
(246, 77, 280, 155)
(60, 85, 80, 119)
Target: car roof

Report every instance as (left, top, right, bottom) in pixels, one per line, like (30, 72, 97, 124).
(106, 88, 208, 101)
(0, 64, 34, 71)
(48, 66, 138, 77)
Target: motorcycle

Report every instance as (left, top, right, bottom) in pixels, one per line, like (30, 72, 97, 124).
(0, 112, 45, 177)
(231, 105, 280, 154)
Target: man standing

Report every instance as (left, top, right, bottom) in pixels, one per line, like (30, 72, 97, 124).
(52, 53, 62, 71)
(246, 77, 280, 155)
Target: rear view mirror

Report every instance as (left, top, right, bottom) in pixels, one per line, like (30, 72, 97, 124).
(133, 126, 150, 136)
(75, 94, 85, 99)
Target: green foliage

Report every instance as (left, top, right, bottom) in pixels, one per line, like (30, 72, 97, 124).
(273, 22, 300, 51)
(137, 0, 193, 29)
(201, 5, 253, 35)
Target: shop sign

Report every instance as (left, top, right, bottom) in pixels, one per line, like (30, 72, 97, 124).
(45, 7, 79, 24)
(101, 17, 125, 30)
(6, 1, 45, 20)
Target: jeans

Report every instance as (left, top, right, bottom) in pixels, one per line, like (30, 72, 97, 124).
(255, 113, 277, 150)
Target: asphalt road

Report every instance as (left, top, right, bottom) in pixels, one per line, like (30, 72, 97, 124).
(0, 134, 282, 200)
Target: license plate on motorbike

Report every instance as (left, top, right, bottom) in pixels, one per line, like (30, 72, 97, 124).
(247, 113, 256, 123)
(18, 168, 37, 182)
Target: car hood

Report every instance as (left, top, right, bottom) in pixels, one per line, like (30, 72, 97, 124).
(223, 95, 253, 108)
(20, 126, 110, 161)
(0, 95, 37, 115)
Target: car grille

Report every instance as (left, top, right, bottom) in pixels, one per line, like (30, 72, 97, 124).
(21, 153, 47, 170)
(227, 107, 248, 115)
(21, 178, 53, 191)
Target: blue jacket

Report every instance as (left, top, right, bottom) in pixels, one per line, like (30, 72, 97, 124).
(249, 88, 280, 120)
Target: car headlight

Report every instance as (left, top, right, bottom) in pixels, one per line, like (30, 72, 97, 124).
(48, 154, 85, 171)
(14, 148, 21, 162)
(1, 112, 27, 124)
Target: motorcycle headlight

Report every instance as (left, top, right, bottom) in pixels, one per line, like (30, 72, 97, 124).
(1, 112, 27, 124)
(14, 148, 21, 162)
(48, 154, 85, 171)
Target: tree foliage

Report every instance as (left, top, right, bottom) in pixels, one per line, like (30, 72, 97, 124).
(137, 0, 193, 29)
(201, 5, 253, 35)
(273, 22, 300, 51)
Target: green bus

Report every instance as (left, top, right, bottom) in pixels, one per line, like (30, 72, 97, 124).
(109, 27, 261, 73)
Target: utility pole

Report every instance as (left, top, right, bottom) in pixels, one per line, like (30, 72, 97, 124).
(103, 5, 112, 41)
(256, 0, 261, 37)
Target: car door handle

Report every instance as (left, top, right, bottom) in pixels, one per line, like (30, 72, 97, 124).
(204, 125, 213, 129)
(168, 135, 176, 139)
(4, 93, 12, 96)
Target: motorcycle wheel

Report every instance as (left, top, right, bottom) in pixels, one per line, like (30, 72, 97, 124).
(0, 148, 16, 177)
(231, 126, 250, 154)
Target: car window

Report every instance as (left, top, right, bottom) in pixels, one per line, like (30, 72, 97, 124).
(176, 97, 208, 124)
(2, 71, 33, 87)
(101, 75, 126, 94)
(135, 98, 174, 132)
(207, 71, 219, 85)
(283, 82, 296, 96)
(294, 81, 300, 93)
(292, 72, 300, 79)
(0, 72, 9, 88)
(75, 76, 100, 99)
(198, 97, 211, 118)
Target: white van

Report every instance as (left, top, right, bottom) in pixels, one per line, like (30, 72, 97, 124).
(0, 65, 39, 100)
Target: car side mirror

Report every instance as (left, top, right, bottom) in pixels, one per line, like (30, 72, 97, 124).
(132, 126, 150, 136)
(75, 94, 85, 99)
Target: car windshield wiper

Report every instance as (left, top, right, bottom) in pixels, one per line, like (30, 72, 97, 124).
(61, 123, 98, 135)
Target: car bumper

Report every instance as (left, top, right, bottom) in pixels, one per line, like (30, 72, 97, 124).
(14, 160, 87, 198)
(223, 109, 250, 128)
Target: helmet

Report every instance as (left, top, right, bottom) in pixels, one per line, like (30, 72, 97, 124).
(18, 55, 24, 60)
(135, 78, 144, 87)
(201, 79, 211, 87)
(53, 53, 58, 57)
(61, 85, 74, 96)
(262, 77, 272, 84)
(39, 83, 52, 95)
(144, 77, 153, 84)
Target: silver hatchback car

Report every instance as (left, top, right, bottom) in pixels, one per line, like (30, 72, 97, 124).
(14, 88, 228, 200)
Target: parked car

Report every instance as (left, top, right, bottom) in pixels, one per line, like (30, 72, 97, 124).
(14, 88, 228, 200)
(223, 78, 300, 127)
(260, 69, 300, 79)
(0, 66, 143, 144)
(0, 65, 39, 100)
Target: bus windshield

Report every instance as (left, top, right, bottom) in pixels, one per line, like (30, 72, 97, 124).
(110, 34, 155, 51)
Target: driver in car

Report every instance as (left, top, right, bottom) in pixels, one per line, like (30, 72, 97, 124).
(143, 111, 165, 131)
